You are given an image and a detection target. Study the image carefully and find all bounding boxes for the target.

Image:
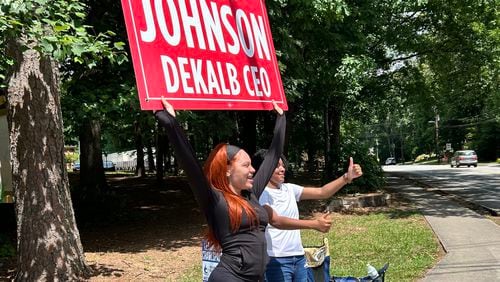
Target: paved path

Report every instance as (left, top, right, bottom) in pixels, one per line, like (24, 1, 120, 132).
(386, 175, 500, 281)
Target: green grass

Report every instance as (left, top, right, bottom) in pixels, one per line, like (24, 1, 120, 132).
(179, 209, 439, 282)
(179, 264, 202, 282)
(302, 210, 439, 281)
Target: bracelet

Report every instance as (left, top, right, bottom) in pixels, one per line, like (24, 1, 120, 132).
(343, 173, 352, 184)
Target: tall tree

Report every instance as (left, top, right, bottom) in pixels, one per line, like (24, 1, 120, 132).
(1, 0, 125, 279)
(7, 36, 89, 281)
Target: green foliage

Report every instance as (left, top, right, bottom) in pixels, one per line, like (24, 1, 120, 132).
(415, 154, 431, 163)
(64, 151, 79, 164)
(0, 0, 127, 90)
(0, 234, 15, 258)
(341, 122, 385, 193)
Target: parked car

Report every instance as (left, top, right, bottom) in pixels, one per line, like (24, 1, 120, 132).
(73, 162, 80, 171)
(450, 150, 477, 168)
(385, 157, 396, 165)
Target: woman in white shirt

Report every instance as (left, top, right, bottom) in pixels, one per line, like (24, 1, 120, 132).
(253, 151, 363, 282)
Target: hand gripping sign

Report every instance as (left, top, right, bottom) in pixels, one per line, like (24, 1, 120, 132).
(121, 0, 288, 110)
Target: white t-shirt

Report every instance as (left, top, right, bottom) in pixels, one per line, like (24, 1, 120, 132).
(259, 183, 304, 257)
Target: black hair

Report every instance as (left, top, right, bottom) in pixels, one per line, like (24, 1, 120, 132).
(252, 149, 288, 172)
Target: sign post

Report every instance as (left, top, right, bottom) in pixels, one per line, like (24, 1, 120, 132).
(121, 0, 287, 111)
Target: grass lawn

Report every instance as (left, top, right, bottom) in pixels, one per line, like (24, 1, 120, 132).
(180, 208, 440, 282)
(302, 210, 440, 281)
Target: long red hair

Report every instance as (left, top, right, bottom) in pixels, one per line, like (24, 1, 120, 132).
(203, 143, 259, 249)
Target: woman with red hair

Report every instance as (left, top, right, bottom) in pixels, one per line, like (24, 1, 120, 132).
(155, 98, 330, 281)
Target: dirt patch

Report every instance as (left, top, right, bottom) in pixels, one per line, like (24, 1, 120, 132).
(80, 175, 206, 281)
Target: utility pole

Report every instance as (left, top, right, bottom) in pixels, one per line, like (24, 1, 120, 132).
(428, 114, 440, 163)
(435, 114, 440, 163)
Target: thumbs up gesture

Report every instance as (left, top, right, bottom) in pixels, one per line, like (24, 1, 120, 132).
(344, 157, 363, 184)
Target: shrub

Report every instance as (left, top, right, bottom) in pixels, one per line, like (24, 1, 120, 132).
(415, 154, 430, 163)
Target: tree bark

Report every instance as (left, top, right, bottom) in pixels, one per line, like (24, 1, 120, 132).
(146, 141, 155, 172)
(134, 120, 145, 177)
(79, 118, 108, 199)
(155, 122, 165, 184)
(7, 38, 89, 281)
(324, 101, 342, 181)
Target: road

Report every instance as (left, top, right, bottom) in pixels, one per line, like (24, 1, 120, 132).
(383, 164, 500, 215)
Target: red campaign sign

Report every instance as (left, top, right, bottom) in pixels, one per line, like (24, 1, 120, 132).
(121, 0, 288, 111)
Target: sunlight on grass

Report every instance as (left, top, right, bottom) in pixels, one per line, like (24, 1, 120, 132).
(179, 263, 202, 282)
(302, 210, 439, 281)
(179, 209, 439, 282)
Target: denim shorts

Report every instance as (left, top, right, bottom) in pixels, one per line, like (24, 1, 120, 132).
(265, 255, 307, 282)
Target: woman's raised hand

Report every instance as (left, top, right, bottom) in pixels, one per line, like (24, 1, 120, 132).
(272, 100, 284, 115)
(161, 97, 176, 117)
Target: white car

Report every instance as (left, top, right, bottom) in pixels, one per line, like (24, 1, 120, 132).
(385, 157, 396, 165)
(450, 150, 478, 167)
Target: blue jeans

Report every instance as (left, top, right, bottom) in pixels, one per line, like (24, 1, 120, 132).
(265, 255, 307, 282)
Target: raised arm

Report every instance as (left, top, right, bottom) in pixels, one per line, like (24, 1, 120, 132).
(263, 206, 331, 233)
(301, 157, 363, 200)
(154, 99, 214, 217)
(252, 102, 286, 198)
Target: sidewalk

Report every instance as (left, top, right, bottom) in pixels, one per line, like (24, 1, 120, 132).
(386, 175, 500, 281)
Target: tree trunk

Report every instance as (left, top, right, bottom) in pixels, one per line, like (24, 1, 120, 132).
(324, 102, 342, 181)
(155, 122, 165, 184)
(134, 120, 145, 177)
(304, 100, 317, 173)
(7, 38, 89, 281)
(79, 118, 108, 199)
(146, 141, 155, 172)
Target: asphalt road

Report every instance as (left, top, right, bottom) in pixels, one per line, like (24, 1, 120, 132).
(383, 163, 500, 215)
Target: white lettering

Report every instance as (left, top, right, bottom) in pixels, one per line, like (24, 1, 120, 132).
(243, 65, 254, 96)
(190, 58, 209, 93)
(140, 0, 156, 42)
(200, 1, 226, 52)
(259, 67, 271, 97)
(250, 14, 270, 60)
(216, 62, 230, 95)
(227, 63, 240, 95)
(178, 0, 206, 49)
(140, 0, 272, 60)
(161, 55, 179, 92)
(243, 65, 270, 96)
(235, 10, 254, 57)
(221, 6, 239, 55)
(155, 0, 181, 46)
(250, 66, 262, 96)
(206, 61, 221, 94)
(177, 57, 193, 94)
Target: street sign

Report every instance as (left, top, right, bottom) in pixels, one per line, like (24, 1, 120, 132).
(121, 0, 287, 111)
(446, 143, 451, 151)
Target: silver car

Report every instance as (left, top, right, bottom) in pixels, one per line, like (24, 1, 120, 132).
(450, 150, 478, 168)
